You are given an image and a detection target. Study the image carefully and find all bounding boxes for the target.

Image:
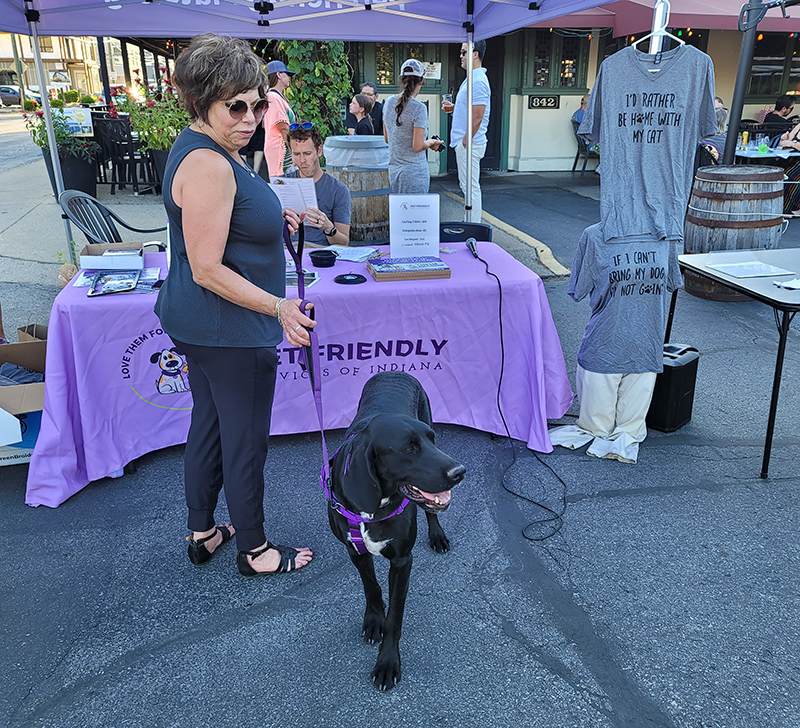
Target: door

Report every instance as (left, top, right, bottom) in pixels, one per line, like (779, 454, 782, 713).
(445, 35, 504, 173)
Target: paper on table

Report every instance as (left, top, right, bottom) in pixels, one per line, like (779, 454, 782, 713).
(321, 245, 381, 263)
(706, 250, 794, 278)
(707, 260, 794, 278)
(268, 176, 318, 213)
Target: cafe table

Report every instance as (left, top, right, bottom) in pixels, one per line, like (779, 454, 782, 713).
(673, 248, 800, 478)
(26, 243, 574, 507)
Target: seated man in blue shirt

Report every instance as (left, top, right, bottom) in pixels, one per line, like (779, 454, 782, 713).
(284, 123, 352, 247)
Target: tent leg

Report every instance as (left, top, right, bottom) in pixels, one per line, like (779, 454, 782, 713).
(723, 0, 762, 166)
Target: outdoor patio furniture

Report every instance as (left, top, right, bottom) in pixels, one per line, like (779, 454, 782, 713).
(440, 222, 493, 242)
(571, 119, 598, 176)
(58, 189, 166, 246)
(93, 116, 153, 195)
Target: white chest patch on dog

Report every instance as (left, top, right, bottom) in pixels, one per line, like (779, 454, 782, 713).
(360, 523, 391, 555)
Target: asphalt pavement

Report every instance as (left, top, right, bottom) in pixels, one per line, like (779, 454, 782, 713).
(2, 110, 800, 728)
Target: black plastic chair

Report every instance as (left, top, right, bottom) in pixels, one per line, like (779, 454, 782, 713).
(440, 222, 492, 242)
(59, 189, 166, 246)
(93, 117, 154, 195)
(571, 119, 599, 176)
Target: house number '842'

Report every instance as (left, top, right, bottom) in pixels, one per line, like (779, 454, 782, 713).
(528, 95, 560, 109)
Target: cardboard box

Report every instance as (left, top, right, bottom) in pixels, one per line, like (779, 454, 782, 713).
(79, 242, 144, 271)
(17, 323, 48, 343)
(0, 340, 46, 453)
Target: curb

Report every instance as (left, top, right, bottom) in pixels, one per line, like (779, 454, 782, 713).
(439, 189, 571, 277)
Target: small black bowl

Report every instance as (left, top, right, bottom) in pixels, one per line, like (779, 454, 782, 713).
(309, 250, 337, 268)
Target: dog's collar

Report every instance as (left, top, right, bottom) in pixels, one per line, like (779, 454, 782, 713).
(320, 445, 411, 554)
(160, 369, 182, 377)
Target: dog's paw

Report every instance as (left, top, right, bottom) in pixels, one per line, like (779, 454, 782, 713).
(372, 650, 401, 691)
(428, 530, 451, 553)
(362, 609, 385, 644)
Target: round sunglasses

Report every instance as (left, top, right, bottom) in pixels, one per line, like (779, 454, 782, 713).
(222, 98, 269, 120)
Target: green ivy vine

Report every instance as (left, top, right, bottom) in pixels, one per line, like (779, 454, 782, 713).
(278, 40, 353, 139)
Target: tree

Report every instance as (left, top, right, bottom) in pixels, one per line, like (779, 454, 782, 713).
(279, 40, 353, 139)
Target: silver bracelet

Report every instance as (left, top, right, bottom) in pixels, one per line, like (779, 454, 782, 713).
(275, 297, 287, 327)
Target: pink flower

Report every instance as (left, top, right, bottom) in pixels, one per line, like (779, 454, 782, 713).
(35, 110, 44, 117)
(158, 66, 167, 72)
(146, 99, 156, 107)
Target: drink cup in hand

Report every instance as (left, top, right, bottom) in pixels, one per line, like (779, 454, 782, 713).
(442, 94, 454, 113)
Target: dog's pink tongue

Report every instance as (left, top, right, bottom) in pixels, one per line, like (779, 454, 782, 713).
(427, 490, 451, 506)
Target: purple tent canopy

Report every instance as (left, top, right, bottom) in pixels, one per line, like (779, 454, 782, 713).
(1, 0, 609, 41)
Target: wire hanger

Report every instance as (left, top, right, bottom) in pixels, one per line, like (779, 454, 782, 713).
(632, 0, 685, 68)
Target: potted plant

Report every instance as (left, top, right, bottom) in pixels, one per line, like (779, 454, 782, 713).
(25, 109, 101, 197)
(123, 71, 190, 184)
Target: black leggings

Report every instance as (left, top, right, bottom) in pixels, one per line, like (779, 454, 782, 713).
(174, 339, 278, 552)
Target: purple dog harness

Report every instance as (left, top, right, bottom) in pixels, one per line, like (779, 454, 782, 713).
(283, 223, 411, 554)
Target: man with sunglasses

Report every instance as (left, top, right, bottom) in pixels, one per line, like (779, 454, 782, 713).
(283, 122, 351, 246)
(443, 40, 491, 223)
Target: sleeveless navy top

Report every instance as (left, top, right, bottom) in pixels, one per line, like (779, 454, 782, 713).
(155, 127, 285, 348)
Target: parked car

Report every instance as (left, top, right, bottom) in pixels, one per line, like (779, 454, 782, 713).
(0, 85, 42, 106)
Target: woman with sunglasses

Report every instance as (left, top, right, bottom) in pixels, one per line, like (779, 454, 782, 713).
(383, 58, 444, 194)
(154, 34, 314, 577)
(263, 59, 296, 178)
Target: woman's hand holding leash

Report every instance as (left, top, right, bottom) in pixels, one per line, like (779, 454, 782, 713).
(277, 298, 315, 346)
(282, 208, 304, 235)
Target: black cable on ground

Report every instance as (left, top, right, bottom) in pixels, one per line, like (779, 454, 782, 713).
(474, 248, 570, 542)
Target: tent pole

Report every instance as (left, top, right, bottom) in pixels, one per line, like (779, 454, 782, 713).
(10, 34, 26, 106)
(96, 37, 112, 107)
(28, 10, 76, 264)
(464, 34, 474, 222)
(723, 0, 763, 166)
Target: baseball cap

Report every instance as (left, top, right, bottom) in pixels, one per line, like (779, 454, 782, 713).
(400, 58, 426, 77)
(266, 60, 295, 76)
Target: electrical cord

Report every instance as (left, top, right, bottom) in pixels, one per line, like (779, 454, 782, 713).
(469, 239, 570, 542)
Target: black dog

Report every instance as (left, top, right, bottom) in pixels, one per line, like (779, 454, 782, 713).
(328, 371, 466, 690)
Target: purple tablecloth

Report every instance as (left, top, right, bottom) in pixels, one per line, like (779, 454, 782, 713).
(26, 244, 573, 507)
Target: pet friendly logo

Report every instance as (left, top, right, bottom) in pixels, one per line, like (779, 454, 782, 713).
(120, 328, 192, 410)
(150, 347, 190, 394)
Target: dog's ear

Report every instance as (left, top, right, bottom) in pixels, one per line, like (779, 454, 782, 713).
(150, 352, 161, 364)
(334, 433, 382, 516)
(170, 347, 183, 356)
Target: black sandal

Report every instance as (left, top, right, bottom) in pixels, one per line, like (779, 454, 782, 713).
(187, 524, 234, 566)
(236, 540, 310, 577)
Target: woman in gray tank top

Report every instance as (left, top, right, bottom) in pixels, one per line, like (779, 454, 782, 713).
(154, 34, 314, 577)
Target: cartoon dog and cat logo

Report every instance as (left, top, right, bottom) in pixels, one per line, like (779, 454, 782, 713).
(120, 327, 195, 410)
(149, 347, 191, 394)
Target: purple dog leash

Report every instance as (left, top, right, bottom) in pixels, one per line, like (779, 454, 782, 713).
(283, 223, 410, 554)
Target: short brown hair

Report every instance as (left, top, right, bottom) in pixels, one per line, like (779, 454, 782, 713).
(287, 122, 323, 150)
(172, 34, 267, 122)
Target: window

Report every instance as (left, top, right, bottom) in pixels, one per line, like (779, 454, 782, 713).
(748, 32, 800, 97)
(521, 29, 589, 90)
(30, 36, 53, 53)
(373, 43, 440, 92)
(376, 43, 395, 86)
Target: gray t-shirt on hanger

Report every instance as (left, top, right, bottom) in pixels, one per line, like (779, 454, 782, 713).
(568, 223, 683, 374)
(579, 44, 716, 242)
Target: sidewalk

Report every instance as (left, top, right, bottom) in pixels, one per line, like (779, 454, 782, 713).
(2, 154, 800, 727)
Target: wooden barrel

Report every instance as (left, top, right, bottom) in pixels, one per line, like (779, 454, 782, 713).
(684, 165, 785, 301)
(325, 167, 391, 246)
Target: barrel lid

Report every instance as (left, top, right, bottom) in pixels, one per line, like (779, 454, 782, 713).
(695, 165, 784, 182)
(324, 135, 388, 149)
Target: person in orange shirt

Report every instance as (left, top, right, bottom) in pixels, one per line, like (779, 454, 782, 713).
(262, 60, 296, 178)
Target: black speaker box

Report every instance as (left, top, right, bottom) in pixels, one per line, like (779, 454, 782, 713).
(646, 344, 700, 433)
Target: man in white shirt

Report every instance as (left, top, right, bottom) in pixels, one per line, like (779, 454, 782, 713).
(443, 40, 491, 223)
